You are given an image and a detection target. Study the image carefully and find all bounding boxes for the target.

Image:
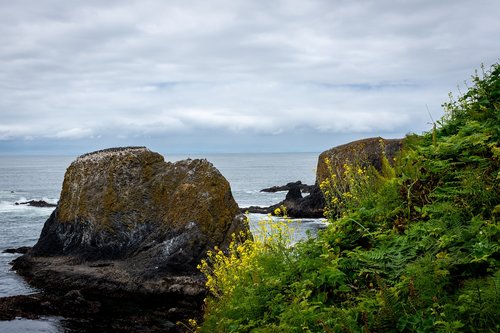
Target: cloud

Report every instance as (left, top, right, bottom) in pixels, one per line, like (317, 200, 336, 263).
(0, 0, 499, 152)
(52, 128, 94, 139)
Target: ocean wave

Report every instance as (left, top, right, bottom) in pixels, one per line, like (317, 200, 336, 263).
(0, 199, 57, 214)
(14, 196, 58, 205)
(244, 190, 258, 194)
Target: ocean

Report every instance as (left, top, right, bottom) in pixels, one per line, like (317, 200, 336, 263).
(0, 153, 326, 332)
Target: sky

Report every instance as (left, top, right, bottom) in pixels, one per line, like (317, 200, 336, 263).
(0, 0, 499, 155)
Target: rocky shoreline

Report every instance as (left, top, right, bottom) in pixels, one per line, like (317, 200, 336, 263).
(1, 138, 403, 330)
(2, 247, 203, 332)
(0, 290, 199, 332)
(2, 147, 245, 331)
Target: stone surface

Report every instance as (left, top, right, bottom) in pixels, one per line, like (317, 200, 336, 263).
(316, 137, 403, 184)
(13, 147, 246, 299)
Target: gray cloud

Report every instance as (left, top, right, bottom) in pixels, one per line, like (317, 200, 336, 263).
(0, 0, 499, 152)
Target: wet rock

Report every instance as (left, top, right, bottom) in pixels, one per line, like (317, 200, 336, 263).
(241, 206, 273, 214)
(2, 246, 31, 254)
(0, 292, 190, 332)
(15, 200, 57, 208)
(260, 181, 315, 193)
(0, 293, 100, 321)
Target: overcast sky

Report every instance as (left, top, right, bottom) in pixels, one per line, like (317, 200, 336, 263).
(0, 0, 499, 155)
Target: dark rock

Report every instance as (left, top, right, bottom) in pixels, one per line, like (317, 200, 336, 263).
(13, 146, 247, 302)
(242, 184, 325, 218)
(3, 246, 31, 254)
(241, 206, 273, 214)
(0, 293, 100, 321)
(260, 181, 315, 193)
(15, 200, 57, 208)
(0, 292, 192, 332)
(285, 183, 303, 201)
(64, 289, 84, 300)
(285, 185, 326, 218)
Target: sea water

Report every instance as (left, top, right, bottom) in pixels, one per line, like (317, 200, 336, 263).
(0, 156, 73, 298)
(0, 153, 326, 332)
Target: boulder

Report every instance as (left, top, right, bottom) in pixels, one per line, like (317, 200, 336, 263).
(13, 147, 247, 300)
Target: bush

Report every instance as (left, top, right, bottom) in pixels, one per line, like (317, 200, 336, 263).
(195, 63, 500, 332)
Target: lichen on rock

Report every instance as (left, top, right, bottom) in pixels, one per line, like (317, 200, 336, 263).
(14, 147, 247, 299)
(316, 137, 403, 185)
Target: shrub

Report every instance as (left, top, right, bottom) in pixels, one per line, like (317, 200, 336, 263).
(195, 63, 500, 332)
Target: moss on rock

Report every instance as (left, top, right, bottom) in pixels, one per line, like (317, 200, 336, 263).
(32, 147, 245, 266)
(316, 137, 403, 185)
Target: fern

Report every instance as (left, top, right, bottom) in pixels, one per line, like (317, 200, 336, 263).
(198, 63, 500, 333)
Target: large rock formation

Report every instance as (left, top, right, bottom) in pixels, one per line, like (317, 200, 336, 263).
(13, 147, 246, 301)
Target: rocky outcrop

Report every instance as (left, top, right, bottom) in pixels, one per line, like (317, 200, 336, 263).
(2, 246, 31, 254)
(13, 147, 246, 301)
(15, 200, 57, 208)
(316, 137, 403, 184)
(242, 183, 325, 218)
(0, 291, 191, 332)
(260, 181, 315, 193)
(243, 137, 403, 218)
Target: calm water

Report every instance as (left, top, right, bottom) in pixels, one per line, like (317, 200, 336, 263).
(0, 153, 326, 331)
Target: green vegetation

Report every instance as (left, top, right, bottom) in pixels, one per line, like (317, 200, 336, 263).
(195, 63, 500, 332)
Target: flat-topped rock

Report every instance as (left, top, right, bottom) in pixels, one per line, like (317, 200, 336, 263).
(13, 147, 247, 300)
